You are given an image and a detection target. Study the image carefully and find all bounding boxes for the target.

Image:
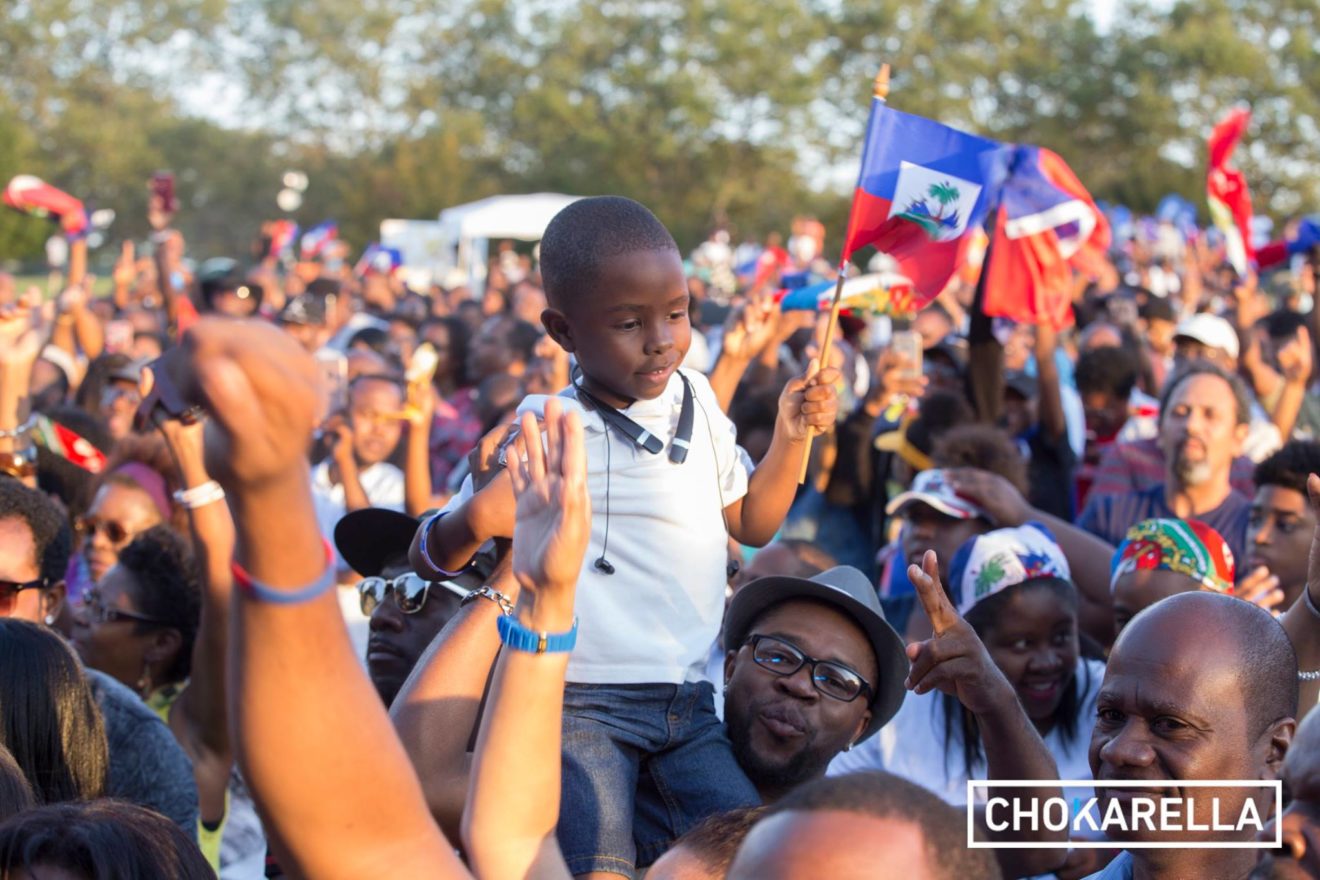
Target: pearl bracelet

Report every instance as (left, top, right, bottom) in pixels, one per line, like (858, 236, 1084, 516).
(173, 481, 226, 510)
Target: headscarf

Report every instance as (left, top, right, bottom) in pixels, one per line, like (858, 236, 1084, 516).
(1110, 518, 1235, 594)
(948, 522, 1072, 616)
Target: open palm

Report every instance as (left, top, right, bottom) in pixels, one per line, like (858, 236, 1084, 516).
(508, 399, 591, 597)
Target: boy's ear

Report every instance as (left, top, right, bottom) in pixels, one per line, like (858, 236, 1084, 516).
(541, 307, 576, 353)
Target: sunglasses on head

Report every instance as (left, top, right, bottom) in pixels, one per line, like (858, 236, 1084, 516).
(0, 578, 47, 616)
(74, 516, 134, 547)
(357, 573, 435, 616)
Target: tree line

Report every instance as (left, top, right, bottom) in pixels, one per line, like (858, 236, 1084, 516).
(1, 0, 1315, 265)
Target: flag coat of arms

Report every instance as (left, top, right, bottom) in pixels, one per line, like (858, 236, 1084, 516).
(842, 103, 1005, 307)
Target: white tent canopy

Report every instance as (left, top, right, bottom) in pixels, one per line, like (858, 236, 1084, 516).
(436, 193, 580, 290)
(437, 192, 580, 242)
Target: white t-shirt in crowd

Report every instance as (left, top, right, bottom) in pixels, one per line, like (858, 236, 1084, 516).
(312, 459, 407, 555)
(312, 459, 406, 663)
(829, 657, 1105, 808)
(444, 369, 751, 686)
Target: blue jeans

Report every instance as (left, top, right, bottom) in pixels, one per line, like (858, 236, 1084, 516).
(558, 681, 760, 876)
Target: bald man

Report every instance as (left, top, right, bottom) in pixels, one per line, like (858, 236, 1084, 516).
(1085, 592, 1298, 880)
(726, 771, 1001, 880)
(1251, 708, 1320, 878)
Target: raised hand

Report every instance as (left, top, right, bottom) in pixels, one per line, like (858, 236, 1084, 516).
(506, 399, 590, 599)
(169, 318, 323, 491)
(905, 549, 1013, 716)
(0, 307, 41, 370)
(946, 468, 1032, 528)
(1236, 565, 1284, 612)
(1279, 326, 1313, 385)
(721, 291, 780, 363)
(113, 241, 137, 289)
(462, 420, 515, 493)
(778, 358, 841, 442)
(869, 347, 928, 409)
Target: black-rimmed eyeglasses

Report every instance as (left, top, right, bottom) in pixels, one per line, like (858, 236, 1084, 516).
(745, 634, 873, 703)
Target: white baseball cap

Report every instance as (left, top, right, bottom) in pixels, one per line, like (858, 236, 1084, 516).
(1174, 313, 1239, 361)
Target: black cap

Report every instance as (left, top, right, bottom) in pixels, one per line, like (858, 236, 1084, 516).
(334, 508, 497, 594)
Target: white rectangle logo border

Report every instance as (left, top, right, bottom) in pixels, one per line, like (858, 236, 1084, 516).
(964, 779, 1283, 849)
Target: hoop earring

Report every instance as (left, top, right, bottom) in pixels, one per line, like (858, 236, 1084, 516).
(135, 662, 153, 699)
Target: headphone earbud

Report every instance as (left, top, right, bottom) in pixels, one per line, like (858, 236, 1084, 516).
(594, 557, 616, 576)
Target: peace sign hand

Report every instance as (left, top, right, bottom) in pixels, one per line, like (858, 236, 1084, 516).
(905, 550, 1014, 717)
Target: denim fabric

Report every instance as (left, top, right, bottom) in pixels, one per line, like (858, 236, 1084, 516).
(558, 681, 760, 876)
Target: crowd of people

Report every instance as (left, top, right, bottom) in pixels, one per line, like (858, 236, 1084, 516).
(0, 186, 1318, 880)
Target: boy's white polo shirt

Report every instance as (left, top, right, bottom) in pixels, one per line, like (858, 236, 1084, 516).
(444, 369, 751, 685)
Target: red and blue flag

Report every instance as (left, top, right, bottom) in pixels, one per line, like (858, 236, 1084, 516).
(981, 145, 1110, 328)
(300, 221, 338, 259)
(842, 103, 1006, 307)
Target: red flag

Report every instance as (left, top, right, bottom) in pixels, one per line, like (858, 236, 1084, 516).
(981, 147, 1110, 330)
(3, 175, 88, 235)
(1207, 107, 1254, 275)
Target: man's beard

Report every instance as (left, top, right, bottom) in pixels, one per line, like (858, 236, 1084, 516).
(1172, 442, 1214, 487)
(725, 701, 827, 795)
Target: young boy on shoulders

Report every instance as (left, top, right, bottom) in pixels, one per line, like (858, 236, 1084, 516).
(411, 196, 839, 876)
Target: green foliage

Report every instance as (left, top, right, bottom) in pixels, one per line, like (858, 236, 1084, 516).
(1, 0, 1318, 262)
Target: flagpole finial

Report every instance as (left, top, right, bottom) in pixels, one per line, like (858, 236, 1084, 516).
(873, 64, 891, 100)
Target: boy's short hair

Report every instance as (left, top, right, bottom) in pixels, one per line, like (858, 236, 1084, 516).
(540, 196, 679, 310)
(1254, 440, 1320, 497)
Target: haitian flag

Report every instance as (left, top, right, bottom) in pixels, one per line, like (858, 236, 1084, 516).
(841, 103, 1005, 308)
(354, 243, 404, 276)
(300, 221, 339, 259)
(1207, 107, 1254, 276)
(980, 145, 1109, 330)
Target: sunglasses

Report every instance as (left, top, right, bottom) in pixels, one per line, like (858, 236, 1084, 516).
(80, 589, 165, 627)
(0, 578, 47, 616)
(74, 516, 135, 547)
(358, 574, 435, 616)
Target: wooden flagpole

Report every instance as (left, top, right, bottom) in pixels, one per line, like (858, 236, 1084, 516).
(798, 64, 891, 484)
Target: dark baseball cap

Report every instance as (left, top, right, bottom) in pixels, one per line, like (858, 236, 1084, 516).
(334, 509, 495, 598)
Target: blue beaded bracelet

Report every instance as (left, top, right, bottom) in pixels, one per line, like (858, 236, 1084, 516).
(497, 613, 579, 654)
(419, 511, 472, 578)
(232, 540, 337, 605)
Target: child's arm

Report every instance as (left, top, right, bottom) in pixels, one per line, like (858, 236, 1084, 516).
(410, 470, 516, 577)
(725, 359, 840, 547)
